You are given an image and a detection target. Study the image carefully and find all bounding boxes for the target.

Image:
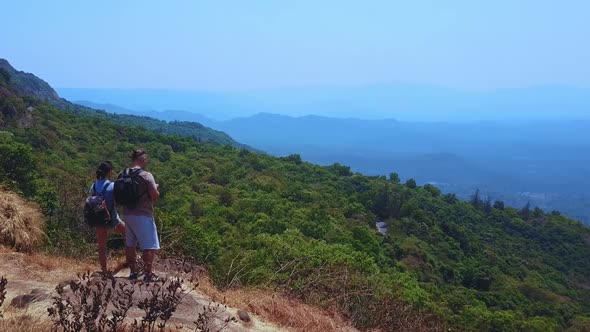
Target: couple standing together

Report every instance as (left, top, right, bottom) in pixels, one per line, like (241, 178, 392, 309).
(90, 149, 160, 282)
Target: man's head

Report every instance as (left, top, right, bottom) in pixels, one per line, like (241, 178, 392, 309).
(132, 149, 149, 169)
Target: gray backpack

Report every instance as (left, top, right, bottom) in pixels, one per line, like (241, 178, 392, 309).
(83, 182, 111, 226)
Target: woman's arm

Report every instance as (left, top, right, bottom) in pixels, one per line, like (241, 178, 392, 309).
(106, 182, 121, 222)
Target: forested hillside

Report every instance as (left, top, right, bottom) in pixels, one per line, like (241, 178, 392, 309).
(1, 61, 589, 331)
(0, 59, 248, 149)
(71, 99, 590, 225)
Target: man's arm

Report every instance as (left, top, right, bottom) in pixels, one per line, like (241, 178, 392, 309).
(146, 172, 160, 201)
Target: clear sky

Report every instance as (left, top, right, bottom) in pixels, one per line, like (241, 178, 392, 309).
(2, 0, 589, 91)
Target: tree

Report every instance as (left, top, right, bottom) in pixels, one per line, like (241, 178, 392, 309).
(444, 193, 458, 204)
(389, 172, 400, 184)
(0, 135, 36, 195)
(493, 200, 505, 210)
(373, 185, 390, 219)
(483, 196, 493, 214)
(533, 207, 544, 219)
(520, 202, 531, 221)
(405, 178, 417, 189)
(0, 68, 10, 85)
(331, 162, 352, 176)
(471, 189, 482, 210)
(218, 189, 233, 207)
(190, 199, 203, 218)
(424, 184, 441, 197)
(284, 154, 302, 165)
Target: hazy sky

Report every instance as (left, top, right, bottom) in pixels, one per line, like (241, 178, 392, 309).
(2, 0, 590, 91)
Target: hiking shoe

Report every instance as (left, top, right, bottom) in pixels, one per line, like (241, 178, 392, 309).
(129, 272, 139, 280)
(143, 273, 160, 282)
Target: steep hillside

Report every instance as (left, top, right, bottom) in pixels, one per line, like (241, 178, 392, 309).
(0, 59, 248, 149)
(0, 59, 67, 107)
(1, 62, 589, 331)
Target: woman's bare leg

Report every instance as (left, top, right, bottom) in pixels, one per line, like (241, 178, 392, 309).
(109, 222, 128, 274)
(96, 227, 108, 273)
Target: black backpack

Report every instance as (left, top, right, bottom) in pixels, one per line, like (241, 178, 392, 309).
(84, 182, 112, 227)
(114, 168, 145, 208)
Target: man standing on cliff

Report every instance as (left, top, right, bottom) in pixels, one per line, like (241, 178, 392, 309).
(115, 149, 161, 282)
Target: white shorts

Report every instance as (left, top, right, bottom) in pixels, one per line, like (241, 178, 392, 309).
(124, 215, 160, 250)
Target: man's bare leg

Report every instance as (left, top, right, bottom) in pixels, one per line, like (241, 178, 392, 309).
(142, 249, 157, 276)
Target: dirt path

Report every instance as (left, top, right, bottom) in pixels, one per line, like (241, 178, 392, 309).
(0, 250, 285, 331)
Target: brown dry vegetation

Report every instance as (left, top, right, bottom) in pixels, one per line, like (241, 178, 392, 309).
(0, 250, 354, 332)
(197, 274, 359, 332)
(0, 247, 96, 284)
(0, 312, 184, 332)
(0, 187, 45, 252)
(0, 312, 52, 332)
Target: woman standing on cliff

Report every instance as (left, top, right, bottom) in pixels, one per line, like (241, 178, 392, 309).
(89, 161, 126, 274)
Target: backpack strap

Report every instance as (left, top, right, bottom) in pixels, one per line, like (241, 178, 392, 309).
(92, 181, 110, 196)
(100, 180, 110, 196)
(118, 168, 132, 179)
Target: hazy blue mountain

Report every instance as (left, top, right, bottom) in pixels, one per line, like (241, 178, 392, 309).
(59, 88, 251, 120)
(58, 85, 590, 121)
(76, 100, 216, 126)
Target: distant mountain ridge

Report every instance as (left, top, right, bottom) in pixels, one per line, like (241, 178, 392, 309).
(76, 100, 215, 126)
(58, 85, 590, 121)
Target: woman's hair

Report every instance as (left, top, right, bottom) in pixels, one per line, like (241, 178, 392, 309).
(96, 161, 114, 180)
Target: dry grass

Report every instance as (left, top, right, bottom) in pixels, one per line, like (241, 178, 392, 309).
(21, 251, 96, 273)
(197, 275, 359, 332)
(0, 187, 45, 252)
(0, 312, 52, 332)
(0, 246, 97, 284)
(0, 312, 185, 332)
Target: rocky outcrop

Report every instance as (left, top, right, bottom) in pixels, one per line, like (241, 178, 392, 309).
(10, 289, 49, 309)
(0, 58, 67, 107)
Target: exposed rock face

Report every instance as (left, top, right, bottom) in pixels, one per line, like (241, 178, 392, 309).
(17, 109, 34, 128)
(30, 288, 46, 294)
